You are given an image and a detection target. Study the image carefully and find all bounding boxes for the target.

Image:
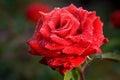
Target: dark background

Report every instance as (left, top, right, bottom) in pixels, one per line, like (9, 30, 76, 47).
(0, 0, 120, 80)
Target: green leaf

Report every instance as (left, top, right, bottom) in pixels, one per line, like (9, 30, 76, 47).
(93, 53, 120, 61)
(102, 53, 120, 61)
(64, 68, 80, 80)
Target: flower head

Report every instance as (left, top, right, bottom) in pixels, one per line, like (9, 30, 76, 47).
(110, 10, 120, 28)
(27, 4, 108, 74)
(26, 2, 51, 22)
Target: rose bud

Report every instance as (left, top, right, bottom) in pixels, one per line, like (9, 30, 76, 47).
(110, 10, 120, 28)
(26, 2, 51, 22)
(27, 4, 108, 74)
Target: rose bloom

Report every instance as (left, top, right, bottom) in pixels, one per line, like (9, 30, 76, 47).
(110, 10, 120, 28)
(26, 2, 51, 22)
(27, 4, 108, 74)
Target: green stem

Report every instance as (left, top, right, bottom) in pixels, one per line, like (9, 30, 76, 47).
(82, 56, 93, 70)
(78, 66, 85, 80)
(78, 56, 93, 80)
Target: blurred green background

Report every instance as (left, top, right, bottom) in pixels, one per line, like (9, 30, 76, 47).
(0, 0, 120, 80)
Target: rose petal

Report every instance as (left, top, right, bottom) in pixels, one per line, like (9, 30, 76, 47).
(68, 18, 93, 43)
(40, 23, 50, 38)
(59, 9, 80, 36)
(63, 41, 90, 55)
(66, 4, 77, 13)
(78, 8, 88, 25)
(48, 9, 60, 30)
(81, 46, 102, 56)
(87, 11, 96, 21)
(40, 55, 86, 74)
(69, 56, 86, 67)
(51, 20, 72, 37)
(92, 17, 105, 46)
(45, 42, 65, 50)
(27, 39, 60, 57)
(93, 17, 103, 36)
(50, 34, 72, 45)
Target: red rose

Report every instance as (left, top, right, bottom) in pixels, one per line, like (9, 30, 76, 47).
(27, 4, 108, 74)
(26, 2, 51, 22)
(110, 10, 120, 28)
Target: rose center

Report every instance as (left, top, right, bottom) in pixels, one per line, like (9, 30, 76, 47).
(55, 20, 67, 29)
(75, 29, 82, 35)
(56, 24, 60, 29)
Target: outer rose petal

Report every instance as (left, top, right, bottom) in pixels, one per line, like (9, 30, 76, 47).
(63, 41, 90, 55)
(93, 17, 103, 36)
(81, 46, 102, 56)
(40, 55, 86, 74)
(27, 40, 61, 57)
(45, 42, 65, 50)
(40, 23, 50, 39)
